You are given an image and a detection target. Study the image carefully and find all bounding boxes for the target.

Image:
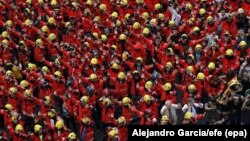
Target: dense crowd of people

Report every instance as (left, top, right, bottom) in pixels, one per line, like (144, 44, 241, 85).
(0, 0, 250, 140)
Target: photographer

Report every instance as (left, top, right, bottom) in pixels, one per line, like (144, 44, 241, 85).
(241, 93, 250, 124)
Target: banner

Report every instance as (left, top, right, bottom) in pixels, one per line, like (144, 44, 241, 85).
(128, 125, 250, 141)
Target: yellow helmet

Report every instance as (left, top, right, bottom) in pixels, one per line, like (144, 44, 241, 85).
(50, 0, 58, 6)
(54, 71, 62, 77)
(68, 132, 77, 140)
(54, 58, 61, 65)
(122, 51, 129, 61)
(118, 72, 126, 80)
(169, 20, 175, 27)
(34, 124, 42, 133)
(25, 8, 31, 13)
(41, 26, 49, 33)
(161, 115, 169, 123)
(207, 16, 213, 22)
(142, 12, 149, 20)
(136, 57, 143, 63)
(108, 128, 118, 138)
(150, 18, 157, 25)
(168, 48, 174, 54)
(1, 31, 9, 38)
(24, 19, 32, 26)
(186, 66, 194, 73)
(86, 0, 93, 6)
(80, 96, 89, 103)
(15, 124, 24, 132)
(238, 8, 244, 14)
(166, 62, 173, 68)
(45, 96, 51, 103)
(111, 63, 119, 70)
(99, 4, 107, 11)
(208, 62, 215, 70)
(48, 109, 56, 118)
(5, 103, 13, 111)
(184, 112, 193, 119)
(11, 115, 18, 121)
(197, 72, 205, 80)
(42, 66, 49, 72)
(133, 22, 140, 30)
(239, 41, 247, 48)
(142, 27, 150, 35)
(20, 80, 29, 88)
(199, 8, 206, 15)
(136, 0, 144, 3)
(26, 0, 32, 4)
(6, 70, 13, 77)
(122, 97, 131, 106)
(24, 89, 32, 97)
(9, 87, 17, 94)
(93, 16, 100, 23)
(101, 34, 107, 42)
(89, 73, 97, 80)
(111, 12, 118, 18)
(136, 0, 144, 4)
(28, 63, 36, 71)
(154, 3, 161, 10)
(48, 17, 55, 24)
(120, 0, 128, 5)
(118, 116, 126, 124)
(181, 34, 188, 39)
(115, 20, 121, 27)
(143, 94, 151, 102)
(133, 70, 140, 75)
(91, 58, 98, 65)
(111, 45, 117, 50)
(188, 84, 196, 92)
(65, 22, 71, 27)
(163, 83, 172, 91)
(145, 81, 153, 90)
(125, 13, 131, 20)
(36, 38, 43, 45)
(71, 2, 79, 8)
(188, 18, 195, 25)
(55, 120, 64, 129)
(2, 39, 9, 45)
(188, 54, 194, 60)
(186, 3, 192, 10)
(103, 98, 111, 105)
(81, 117, 91, 124)
(92, 32, 99, 39)
(193, 26, 200, 32)
(225, 49, 233, 56)
(38, 0, 44, 4)
(6, 20, 13, 27)
(158, 13, 165, 20)
(195, 44, 202, 51)
(119, 34, 126, 40)
(48, 33, 56, 41)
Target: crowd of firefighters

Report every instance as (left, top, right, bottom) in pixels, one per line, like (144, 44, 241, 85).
(0, 0, 250, 140)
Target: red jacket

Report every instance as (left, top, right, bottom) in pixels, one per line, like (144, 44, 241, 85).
(75, 103, 93, 123)
(99, 102, 116, 124)
(30, 133, 53, 141)
(207, 81, 225, 97)
(118, 126, 128, 141)
(53, 130, 69, 141)
(34, 46, 46, 62)
(121, 105, 142, 122)
(79, 125, 94, 141)
(221, 56, 240, 73)
(22, 97, 42, 115)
